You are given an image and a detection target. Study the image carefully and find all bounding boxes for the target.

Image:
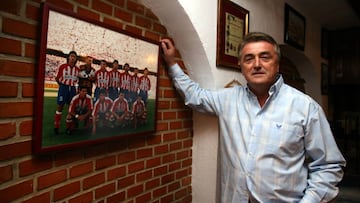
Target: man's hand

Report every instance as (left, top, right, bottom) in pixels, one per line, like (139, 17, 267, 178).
(160, 38, 177, 67)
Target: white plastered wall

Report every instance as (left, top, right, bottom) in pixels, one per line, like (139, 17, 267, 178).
(141, 0, 325, 202)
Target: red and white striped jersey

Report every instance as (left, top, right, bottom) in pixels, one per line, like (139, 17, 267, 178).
(112, 98, 129, 113)
(92, 97, 113, 116)
(132, 99, 146, 114)
(139, 76, 151, 91)
(56, 64, 80, 86)
(94, 70, 109, 88)
(120, 72, 131, 90)
(130, 74, 140, 92)
(68, 94, 93, 114)
(109, 70, 121, 88)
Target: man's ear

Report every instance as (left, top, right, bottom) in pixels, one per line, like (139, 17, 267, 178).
(237, 61, 242, 72)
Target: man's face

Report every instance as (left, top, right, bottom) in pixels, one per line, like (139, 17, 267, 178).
(239, 41, 279, 88)
(79, 88, 87, 98)
(69, 53, 77, 65)
(99, 93, 105, 101)
(86, 57, 92, 65)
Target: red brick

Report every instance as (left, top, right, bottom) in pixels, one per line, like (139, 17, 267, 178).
(66, 162, 92, 179)
(146, 157, 161, 168)
(182, 158, 192, 167)
(127, 184, 143, 198)
(107, 166, 126, 180)
(164, 89, 177, 98)
(22, 192, 51, 203)
(155, 144, 168, 155)
(0, 60, 35, 77)
(128, 160, 144, 174)
(22, 82, 35, 97)
(154, 165, 167, 177)
(0, 1, 21, 15)
(68, 192, 93, 203)
(153, 22, 167, 34)
(136, 169, 152, 182)
(26, 3, 40, 21)
(163, 132, 177, 142)
(117, 175, 135, 188)
(156, 122, 168, 131)
(135, 15, 151, 29)
(169, 162, 181, 172)
(176, 150, 189, 161)
(92, 0, 112, 15)
(83, 172, 105, 190)
(168, 181, 180, 192)
(170, 120, 183, 129)
(157, 100, 170, 109)
(153, 185, 167, 198)
(163, 153, 175, 164)
(103, 17, 124, 30)
(95, 182, 116, 199)
(0, 37, 21, 55)
(170, 142, 182, 151)
(145, 31, 160, 42)
(107, 0, 125, 7)
(115, 8, 132, 22)
(118, 151, 135, 164)
(0, 122, 16, 140)
(127, 1, 144, 14)
(25, 43, 36, 58)
(2, 18, 37, 39)
(19, 156, 52, 177)
(178, 110, 192, 119)
(125, 24, 142, 37)
(0, 165, 13, 184)
(182, 176, 191, 186)
(0, 179, 33, 203)
(176, 168, 189, 179)
(77, 6, 100, 21)
(38, 169, 67, 190)
(162, 173, 175, 185)
(107, 191, 126, 203)
(96, 155, 116, 170)
(0, 102, 33, 118)
(0, 141, 31, 161)
(160, 193, 174, 203)
(147, 134, 161, 145)
(145, 178, 160, 190)
(0, 81, 17, 97)
(53, 181, 81, 201)
(20, 119, 33, 136)
(175, 188, 188, 199)
(136, 192, 151, 203)
(163, 112, 177, 120)
(136, 148, 153, 159)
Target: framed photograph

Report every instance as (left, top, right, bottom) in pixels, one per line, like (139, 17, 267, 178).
(216, 0, 249, 70)
(321, 63, 328, 95)
(284, 3, 306, 51)
(34, 3, 160, 153)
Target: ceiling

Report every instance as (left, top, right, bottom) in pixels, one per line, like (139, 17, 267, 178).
(294, 0, 360, 30)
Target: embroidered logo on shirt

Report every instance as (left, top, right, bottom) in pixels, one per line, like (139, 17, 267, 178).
(276, 123, 282, 128)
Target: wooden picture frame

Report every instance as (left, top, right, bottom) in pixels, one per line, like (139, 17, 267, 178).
(34, 3, 160, 153)
(321, 63, 329, 95)
(284, 3, 306, 51)
(216, 0, 249, 70)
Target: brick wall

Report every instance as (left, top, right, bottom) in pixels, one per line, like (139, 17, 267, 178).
(0, 0, 193, 202)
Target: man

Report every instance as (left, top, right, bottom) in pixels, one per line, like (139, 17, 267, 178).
(53, 51, 80, 134)
(139, 67, 151, 105)
(108, 60, 121, 100)
(94, 60, 109, 103)
(120, 63, 132, 103)
(160, 32, 346, 202)
(131, 95, 147, 129)
(66, 86, 93, 135)
(111, 92, 131, 128)
(130, 67, 140, 104)
(92, 88, 114, 134)
(78, 56, 96, 96)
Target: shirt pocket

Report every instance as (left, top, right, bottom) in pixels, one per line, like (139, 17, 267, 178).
(265, 122, 304, 157)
